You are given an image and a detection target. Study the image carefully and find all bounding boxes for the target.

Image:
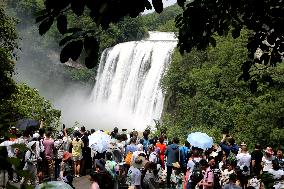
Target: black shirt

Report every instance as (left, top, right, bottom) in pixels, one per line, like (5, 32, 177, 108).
(251, 149, 263, 165)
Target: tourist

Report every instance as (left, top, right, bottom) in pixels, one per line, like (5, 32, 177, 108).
(165, 136, 180, 187)
(276, 147, 284, 170)
(223, 173, 242, 189)
(236, 145, 251, 175)
(179, 141, 190, 175)
(156, 136, 166, 169)
(54, 134, 65, 180)
(262, 147, 275, 172)
(60, 151, 74, 188)
(186, 148, 203, 189)
(43, 131, 54, 180)
(93, 159, 114, 189)
(197, 159, 214, 189)
(80, 126, 91, 176)
(219, 135, 239, 158)
(140, 131, 150, 154)
(127, 156, 143, 189)
(251, 143, 263, 176)
(72, 131, 84, 177)
(221, 161, 236, 186)
(20, 141, 40, 187)
(111, 127, 119, 139)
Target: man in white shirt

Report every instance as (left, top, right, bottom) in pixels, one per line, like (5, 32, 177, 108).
(236, 146, 251, 175)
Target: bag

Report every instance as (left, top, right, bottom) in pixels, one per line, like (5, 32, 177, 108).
(190, 160, 203, 183)
(125, 151, 133, 166)
(179, 146, 188, 167)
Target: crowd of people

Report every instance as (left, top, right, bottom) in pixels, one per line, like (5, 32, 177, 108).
(0, 122, 283, 189)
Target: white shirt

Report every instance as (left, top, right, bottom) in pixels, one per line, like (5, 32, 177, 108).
(237, 152, 251, 174)
(128, 166, 141, 186)
(262, 155, 275, 172)
(267, 169, 284, 180)
(0, 140, 15, 157)
(149, 152, 158, 163)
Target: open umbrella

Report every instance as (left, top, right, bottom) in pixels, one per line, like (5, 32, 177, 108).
(187, 132, 213, 150)
(88, 130, 111, 153)
(15, 119, 40, 130)
(35, 181, 73, 189)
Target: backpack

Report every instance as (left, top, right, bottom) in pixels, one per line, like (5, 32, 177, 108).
(190, 160, 203, 183)
(210, 169, 222, 189)
(179, 146, 188, 167)
(125, 151, 133, 165)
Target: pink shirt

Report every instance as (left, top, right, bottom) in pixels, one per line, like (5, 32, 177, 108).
(43, 138, 54, 160)
(203, 167, 214, 189)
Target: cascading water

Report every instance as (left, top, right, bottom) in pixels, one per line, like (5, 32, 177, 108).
(91, 32, 177, 131)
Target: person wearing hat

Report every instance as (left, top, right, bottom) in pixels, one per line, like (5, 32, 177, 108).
(92, 159, 114, 189)
(127, 156, 144, 189)
(262, 147, 275, 172)
(20, 141, 40, 187)
(60, 151, 74, 188)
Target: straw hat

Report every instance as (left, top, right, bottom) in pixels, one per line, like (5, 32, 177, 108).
(62, 151, 72, 161)
(132, 156, 146, 169)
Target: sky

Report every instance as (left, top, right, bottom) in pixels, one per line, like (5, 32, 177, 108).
(143, 0, 177, 14)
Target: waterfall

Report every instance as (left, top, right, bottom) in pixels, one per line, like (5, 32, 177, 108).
(91, 32, 177, 131)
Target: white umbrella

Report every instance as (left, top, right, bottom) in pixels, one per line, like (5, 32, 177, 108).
(187, 132, 213, 150)
(88, 131, 111, 153)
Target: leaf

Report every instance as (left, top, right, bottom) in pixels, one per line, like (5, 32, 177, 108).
(85, 56, 98, 69)
(59, 35, 75, 46)
(60, 40, 83, 62)
(177, 0, 186, 7)
(84, 36, 99, 55)
(152, 0, 163, 13)
(8, 157, 21, 167)
(66, 27, 83, 33)
(35, 14, 49, 24)
(39, 17, 54, 35)
(12, 143, 29, 152)
(57, 15, 68, 34)
(71, 0, 86, 16)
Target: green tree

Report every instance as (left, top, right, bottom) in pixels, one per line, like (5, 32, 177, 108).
(161, 30, 284, 148)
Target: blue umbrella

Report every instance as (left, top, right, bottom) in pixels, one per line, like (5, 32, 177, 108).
(15, 119, 40, 130)
(187, 132, 213, 150)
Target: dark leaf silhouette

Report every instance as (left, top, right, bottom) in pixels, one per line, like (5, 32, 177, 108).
(60, 40, 83, 63)
(177, 0, 186, 7)
(39, 18, 54, 35)
(152, 0, 163, 13)
(59, 35, 75, 46)
(84, 36, 99, 55)
(57, 15, 67, 34)
(85, 56, 98, 69)
(35, 14, 49, 23)
(71, 0, 85, 16)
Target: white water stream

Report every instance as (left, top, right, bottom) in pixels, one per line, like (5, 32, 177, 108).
(91, 32, 177, 131)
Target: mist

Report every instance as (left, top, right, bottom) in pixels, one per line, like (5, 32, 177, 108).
(13, 19, 111, 131)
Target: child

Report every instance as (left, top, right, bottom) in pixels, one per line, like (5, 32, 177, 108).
(60, 151, 74, 188)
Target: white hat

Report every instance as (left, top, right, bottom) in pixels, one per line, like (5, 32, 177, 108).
(33, 133, 40, 139)
(74, 127, 80, 131)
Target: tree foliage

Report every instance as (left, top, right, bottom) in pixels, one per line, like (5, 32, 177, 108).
(34, 0, 283, 91)
(161, 30, 284, 148)
(176, 0, 284, 90)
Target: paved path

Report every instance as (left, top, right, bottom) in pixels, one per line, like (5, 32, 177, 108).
(11, 176, 92, 189)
